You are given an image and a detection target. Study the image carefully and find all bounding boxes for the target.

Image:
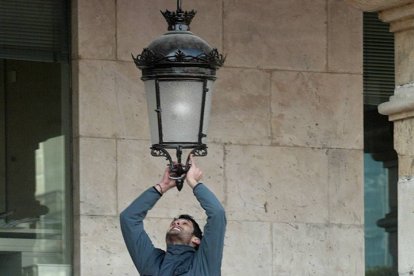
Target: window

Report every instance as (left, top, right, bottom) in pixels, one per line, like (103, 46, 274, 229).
(0, 1, 71, 275)
(363, 12, 397, 276)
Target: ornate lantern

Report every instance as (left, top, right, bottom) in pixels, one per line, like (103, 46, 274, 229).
(133, 0, 225, 190)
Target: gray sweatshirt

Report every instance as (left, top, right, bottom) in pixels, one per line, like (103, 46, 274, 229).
(120, 183, 226, 276)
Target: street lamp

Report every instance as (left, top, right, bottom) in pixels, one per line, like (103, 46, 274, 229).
(133, 0, 225, 190)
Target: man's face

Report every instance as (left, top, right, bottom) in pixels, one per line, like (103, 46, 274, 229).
(168, 218, 194, 235)
(166, 218, 196, 245)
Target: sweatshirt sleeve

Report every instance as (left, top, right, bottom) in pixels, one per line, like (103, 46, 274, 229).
(194, 183, 227, 275)
(119, 187, 164, 275)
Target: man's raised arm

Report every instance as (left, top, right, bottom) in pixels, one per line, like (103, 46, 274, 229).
(119, 167, 176, 274)
(186, 156, 227, 275)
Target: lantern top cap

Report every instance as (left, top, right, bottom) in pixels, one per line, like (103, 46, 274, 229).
(161, 0, 196, 31)
(132, 0, 225, 76)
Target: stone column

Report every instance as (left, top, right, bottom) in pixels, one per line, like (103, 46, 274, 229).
(346, 0, 414, 275)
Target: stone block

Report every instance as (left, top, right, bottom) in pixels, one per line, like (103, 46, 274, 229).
(394, 118, 414, 156)
(71, 61, 80, 138)
(225, 144, 329, 223)
(398, 177, 414, 274)
(328, 149, 364, 225)
(271, 71, 363, 149)
(117, 139, 225, 219)
(328, 0, 363, 73)
(223, 0, 326, 70)
(398, 155, 414, 176)
(79, 138, 117, 216)
(72, 137, 80, 217)
(78, 60, 118, 138)
(78, 60, 149, 139)
(273, 222, 363, 275)
(117, 0, 222, 61)
(79, 215, 137, 276)
(209, 68, 271, 145)
(395, 30, 414, 85)
(273, 222, 329, 275)
(327, 224, 364, 275)
(76, 0, 116, 60)
(114, 61, 149, 139)
(222, 221, 272, 276)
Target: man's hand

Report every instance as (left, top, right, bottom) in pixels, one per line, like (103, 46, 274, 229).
(156, 166, 177, 194)
(186, 155, 203, 189)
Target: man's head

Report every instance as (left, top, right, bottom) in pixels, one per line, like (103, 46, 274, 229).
(166, 214, 202, 249)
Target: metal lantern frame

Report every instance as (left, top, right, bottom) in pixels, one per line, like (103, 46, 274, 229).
(133, 0, 225, 190)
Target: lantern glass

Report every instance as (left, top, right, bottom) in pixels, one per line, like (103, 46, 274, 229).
(144, 80, 158, 145)
(201, 80, 214, 144)
(145, 79, 215, 147)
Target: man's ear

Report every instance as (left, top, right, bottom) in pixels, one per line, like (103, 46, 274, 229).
(191, 236, 201, 246)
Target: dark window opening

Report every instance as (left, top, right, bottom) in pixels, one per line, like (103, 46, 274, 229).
(0, 1, 71, 275)
(363, 12, 397, 276)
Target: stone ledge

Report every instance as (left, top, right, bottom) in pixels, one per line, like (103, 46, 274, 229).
(380, 3, 414, 32)
(380, 3, 414, 22)
(347, 0, 414, 32)
(378, 82, 414, 121)
(345, 0, 413, 12)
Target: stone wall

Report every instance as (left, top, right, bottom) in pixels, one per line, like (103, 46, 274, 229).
(72, 0, 364, 275)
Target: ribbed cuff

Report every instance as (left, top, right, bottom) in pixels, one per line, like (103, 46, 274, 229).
(193, 183, 202, 192)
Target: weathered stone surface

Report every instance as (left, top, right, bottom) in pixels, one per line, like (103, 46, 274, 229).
(117, 139, 225, 219)
(271, 71, 363, 149)
(72, 61, 80, 138)
(273, 222, 329, 275)
(78, 60, 148, 139)
(327, 149, 364, 225)
(398, 155, 414, 176)
(395, 30, 414, 85)
(394, 118, 414, 156)
(222, 221, 272, 276)
(117, 0, 222, 61)
(78, 60, 118, 138)
(398, 177, 414, 274)
(209, 68, 271, 145)
(328, 0, 363, 73)
(115, 61, 149, 139)
(273, 223, 364, 275)
(76, 0, 116, 60)
(225, 144, 329, 223)
(79, 138, 117, 216)
(223, 0, 327, 70)
(327, 224, 364, 275)
(79, 215, 137, 276)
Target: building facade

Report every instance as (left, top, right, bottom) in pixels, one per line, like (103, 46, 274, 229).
(2, 0, 414, 275)
(73, 0, 364, 275)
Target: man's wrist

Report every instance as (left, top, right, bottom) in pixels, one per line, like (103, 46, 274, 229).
(154, 182, 170, 195)
(187, 179, 198, 189)
(156, 183, 164, 194)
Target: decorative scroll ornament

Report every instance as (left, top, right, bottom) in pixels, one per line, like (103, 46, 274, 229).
(133, 48, 225, 69)
(191, 147, 207, 157)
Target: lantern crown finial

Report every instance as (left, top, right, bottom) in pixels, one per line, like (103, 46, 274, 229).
(161, 0, 196, 31)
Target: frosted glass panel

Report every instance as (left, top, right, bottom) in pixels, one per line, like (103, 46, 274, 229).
(159, 81, 203, 143)
(144, 80, 159, 145)
(202, 80, 214, 144)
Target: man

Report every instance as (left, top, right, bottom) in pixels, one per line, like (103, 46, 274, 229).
(120, 156, 226, 275)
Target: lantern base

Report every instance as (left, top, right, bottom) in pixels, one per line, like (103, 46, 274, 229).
(150, 144, 207, 191)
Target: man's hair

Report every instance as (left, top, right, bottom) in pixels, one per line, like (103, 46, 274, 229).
(178, 214, 202, 241)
